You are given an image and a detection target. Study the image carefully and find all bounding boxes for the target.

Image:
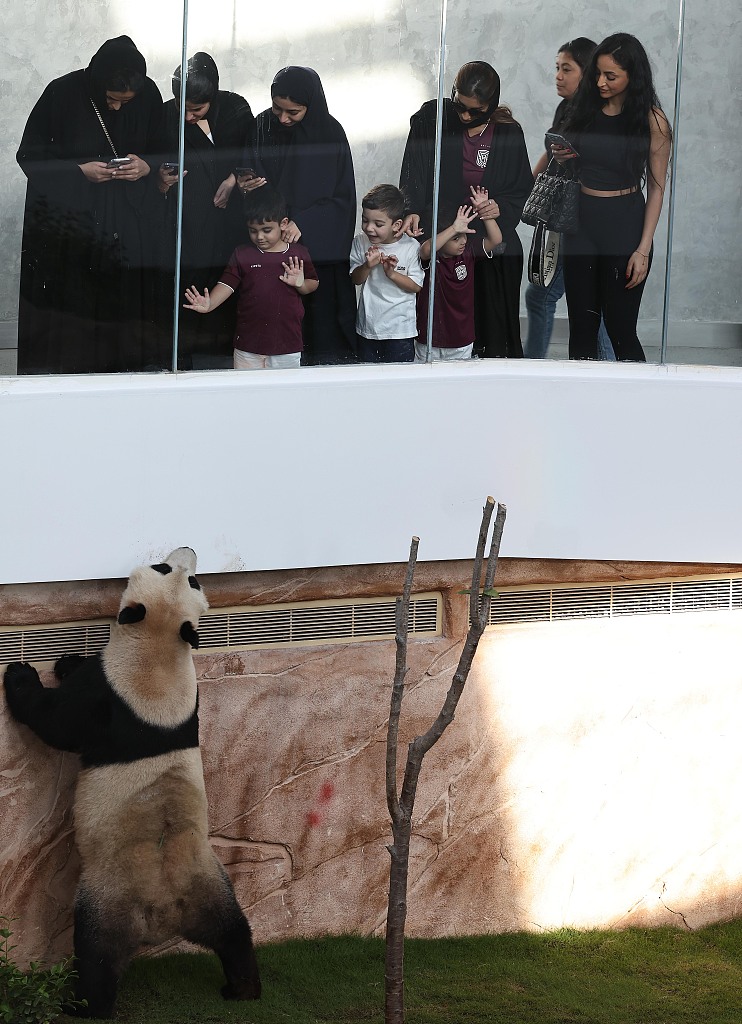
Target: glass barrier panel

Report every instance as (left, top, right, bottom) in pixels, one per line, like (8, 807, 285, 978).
(7, 6, 185, 375)
(664, 2, 741, 366)
(179, 0, 443, 372)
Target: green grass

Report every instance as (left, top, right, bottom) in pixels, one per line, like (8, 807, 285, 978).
(64, 921, 742, 1023)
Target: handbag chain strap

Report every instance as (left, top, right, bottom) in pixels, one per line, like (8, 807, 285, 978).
(90, 99, 119, 160)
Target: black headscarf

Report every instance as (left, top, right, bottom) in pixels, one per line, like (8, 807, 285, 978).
(253, 66, 356, 261)
(86, 36, 146, 112)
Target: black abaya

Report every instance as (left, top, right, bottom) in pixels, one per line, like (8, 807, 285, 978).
(253, 67, 357, 365)
(16, 36, 164, 375)
(399, 99, 533, 357)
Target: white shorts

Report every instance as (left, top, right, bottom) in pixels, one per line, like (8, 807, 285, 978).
(414, 342, 474, 362)
(234, 349, 302, 370)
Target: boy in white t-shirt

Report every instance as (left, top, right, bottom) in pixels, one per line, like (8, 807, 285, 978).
(349, 184, 423, 363)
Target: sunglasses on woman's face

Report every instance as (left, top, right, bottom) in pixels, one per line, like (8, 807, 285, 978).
(451, 95, 488, 116)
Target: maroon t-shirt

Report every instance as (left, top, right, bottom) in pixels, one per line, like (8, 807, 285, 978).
(219, 243, 318, 356)
(462, 121, 495, 195)
(417, 241, 477, 349)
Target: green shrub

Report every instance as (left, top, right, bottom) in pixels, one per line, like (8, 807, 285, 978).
(0, 917, 84, 1024)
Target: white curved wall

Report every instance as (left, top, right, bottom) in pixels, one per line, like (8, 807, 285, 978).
(2, 359, 740, 584)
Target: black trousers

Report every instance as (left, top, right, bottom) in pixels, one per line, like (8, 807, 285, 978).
(301, 261, 358, 365)
(564, 191, 649, 362)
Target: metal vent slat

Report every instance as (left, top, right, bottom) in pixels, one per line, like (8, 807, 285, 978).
(486, 576, 742, 628)
(0, 594, 441, 664)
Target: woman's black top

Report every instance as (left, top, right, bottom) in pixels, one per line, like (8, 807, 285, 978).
(571, 110, 639, 191)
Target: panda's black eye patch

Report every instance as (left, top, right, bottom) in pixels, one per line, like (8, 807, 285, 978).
(118, 603, 147, 625)
(151, 563, 172, 575)
(188, 576, 201, 590)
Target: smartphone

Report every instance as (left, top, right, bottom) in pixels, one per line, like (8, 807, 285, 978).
(162, 162, 180, 174)
(545, 132, 579, 157)
(106, 156, 131, 168)
(235, 166, 256, 180)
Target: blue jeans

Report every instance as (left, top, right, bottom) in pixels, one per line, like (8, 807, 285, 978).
(524, 257, 615, 360)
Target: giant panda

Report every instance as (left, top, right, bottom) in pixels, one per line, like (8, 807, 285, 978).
(3, 547, 261, 1019)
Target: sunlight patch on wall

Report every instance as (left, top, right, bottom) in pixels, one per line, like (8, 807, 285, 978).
(113, 0, 399, 50)
(475, 611, 742, 931)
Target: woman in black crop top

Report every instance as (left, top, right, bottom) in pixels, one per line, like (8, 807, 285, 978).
(556, 33, 672, 361)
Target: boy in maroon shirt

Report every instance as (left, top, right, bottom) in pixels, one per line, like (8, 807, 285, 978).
(416, 188, 503, 361)
(183, 188, 319, 369)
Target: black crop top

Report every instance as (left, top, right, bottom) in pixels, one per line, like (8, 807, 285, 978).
(574, 110, 641, 191)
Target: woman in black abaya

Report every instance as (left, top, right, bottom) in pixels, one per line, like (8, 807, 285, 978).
(157, 52, 255, 369)
(400, 61, 533, 358)
(249, 66, 357, 365)
(16, 36, 163, 374)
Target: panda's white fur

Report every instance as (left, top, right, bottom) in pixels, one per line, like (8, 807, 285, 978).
(3, 547, 261, 1019)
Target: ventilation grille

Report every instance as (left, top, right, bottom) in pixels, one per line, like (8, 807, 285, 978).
(486, 576, 742, 626)
(0, 593, 441, 665)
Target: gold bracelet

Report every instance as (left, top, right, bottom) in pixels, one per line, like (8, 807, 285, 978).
(635, 250, 649, 258)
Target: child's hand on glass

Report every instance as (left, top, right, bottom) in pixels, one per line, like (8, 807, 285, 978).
(470, 186, 500, 220)
(452, 205, 478, 234)
(366, 246, 383, 268)
(280, 257, 305, 289)
(380, 253, 399, 278)
(183, 285, 211, 313)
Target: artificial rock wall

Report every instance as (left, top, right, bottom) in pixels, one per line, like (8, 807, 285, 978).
(3, 557, 742, 965)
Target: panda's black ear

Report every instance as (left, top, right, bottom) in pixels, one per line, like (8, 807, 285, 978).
(188, 576, 201, 590)
(150, 563, 172, 575)
(180, 621, 199, 648)
(118, 603, 147, 625)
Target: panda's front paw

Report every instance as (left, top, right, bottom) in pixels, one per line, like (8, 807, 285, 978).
(3, 662, 42, 721)
(54, 653, 87, 680)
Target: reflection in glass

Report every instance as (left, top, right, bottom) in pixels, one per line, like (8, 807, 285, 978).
(157, 52, 254, 370)
(16, 36, 166, 374)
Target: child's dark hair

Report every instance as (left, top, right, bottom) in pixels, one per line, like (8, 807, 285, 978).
(362, 184, 405, 223)
(244, 186, 289, 226)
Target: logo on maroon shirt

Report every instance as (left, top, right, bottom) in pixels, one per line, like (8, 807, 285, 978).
(455, 263, 468, 281)
(476, 149, 489, 169)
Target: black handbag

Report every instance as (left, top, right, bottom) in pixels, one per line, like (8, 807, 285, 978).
(527, 221, 561, 288)
(521, 159, 580, 234)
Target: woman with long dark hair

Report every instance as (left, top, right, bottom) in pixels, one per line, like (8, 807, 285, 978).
(249, 66, 357, 365)
(157, 52, 254, 369)
(524, 37, 613, 360)
(16, 36, 163, 374)
(557, 33, 672, 361)
(399, 61, 533, 358)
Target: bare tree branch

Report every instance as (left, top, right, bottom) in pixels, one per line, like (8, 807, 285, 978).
(386, 537, 418, 828)
(384, 499, 507, 1024)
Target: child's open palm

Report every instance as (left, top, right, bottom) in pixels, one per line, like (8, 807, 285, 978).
(183, 285, 211, 313)
(470, 186, 500, 220)
(280, 257, 305, 289)
(453, 206, 478, 234)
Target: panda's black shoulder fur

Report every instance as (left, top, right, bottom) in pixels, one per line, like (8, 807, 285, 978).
(4, 654, 198, 768)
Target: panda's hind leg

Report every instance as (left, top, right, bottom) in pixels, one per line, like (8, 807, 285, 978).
(66, 888, 137, 1019)
(180, 864, 261, 1000)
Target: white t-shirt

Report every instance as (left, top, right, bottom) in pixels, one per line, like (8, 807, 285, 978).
(349, 233, 424, 340)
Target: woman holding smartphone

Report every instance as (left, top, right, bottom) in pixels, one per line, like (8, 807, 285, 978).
(16, 36, 163, 374)
(156, 52, 255, 369)
(524, 37, 614, 361)
(557, 33, 671, 361)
